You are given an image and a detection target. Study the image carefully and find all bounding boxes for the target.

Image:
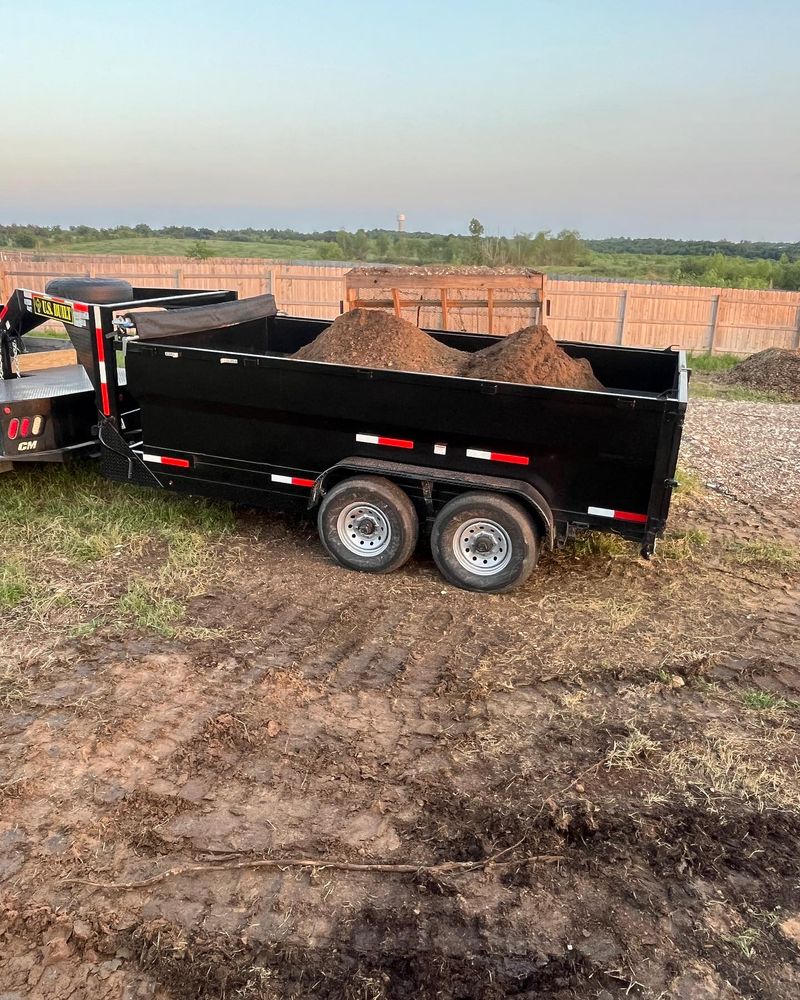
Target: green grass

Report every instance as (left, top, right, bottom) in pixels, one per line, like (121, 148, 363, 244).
(687, 352, 741, 372)
(741, 690, 797, 712)
(0, 561, 32, 608)
(658, 528, 709, 560)
(0, 463, 235, 636)
(544, 251, 683, 282)
(689, 380, 795, 403)
(0, 464, 233, 564)
(22, 238, 739, 283)
(674, 466, 706, 500)
(725, 928, 761, 960)
(724, 540, 799, 571)
(565, 532, 631, 559)
(46, 237, 335, 260)
(116, 579, 183, 637)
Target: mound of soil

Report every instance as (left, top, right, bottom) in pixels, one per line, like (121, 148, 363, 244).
(718, 347, 800, 399)
(464, 325, 604, 391)
(294, 310, 604, 390)
(293, 308, 464, 376)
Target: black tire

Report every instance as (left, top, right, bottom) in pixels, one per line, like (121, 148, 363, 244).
(318, 476, 418, 575)
(431, 492, 540, 593)
(45, 277, 133, 304)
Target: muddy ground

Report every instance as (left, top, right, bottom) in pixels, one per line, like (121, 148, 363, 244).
(1, 402, 799, 999)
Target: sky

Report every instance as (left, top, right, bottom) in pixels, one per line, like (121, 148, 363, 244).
(1, 0, 799, 240)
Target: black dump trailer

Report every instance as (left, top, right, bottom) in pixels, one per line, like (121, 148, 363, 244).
(0, 278, 688, 593)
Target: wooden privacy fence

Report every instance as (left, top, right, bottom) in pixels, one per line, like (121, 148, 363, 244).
(0, 253, 349, 321)
(544, 280, 800, 355)
(2, 252, 799, 355)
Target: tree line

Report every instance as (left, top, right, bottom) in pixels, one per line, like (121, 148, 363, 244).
(0, 222, 591, 267)
(2, 223, 799, 290)
(586, 236, 800, 262)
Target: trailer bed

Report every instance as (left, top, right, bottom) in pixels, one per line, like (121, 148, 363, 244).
(1, 283, 688, 588)
(119, 311, 687, 558)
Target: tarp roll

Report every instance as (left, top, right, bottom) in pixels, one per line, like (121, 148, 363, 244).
(125, 294, 277, 340)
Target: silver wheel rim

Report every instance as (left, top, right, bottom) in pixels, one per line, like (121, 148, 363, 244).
(453, 518, 512, 576)
(337, 502, 392, 557)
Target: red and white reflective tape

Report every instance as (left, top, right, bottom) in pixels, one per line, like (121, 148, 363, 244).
(588, 506, 648, 524)
(93, 306, 111, 415)
(466, 448, 530, 466)
(0, 305, 7, 323)
(271, 474, 315, 488)
(142, 453, 191, 468)
(356, 433, 414, 450)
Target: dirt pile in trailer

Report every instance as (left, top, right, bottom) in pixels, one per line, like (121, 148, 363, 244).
(294, 309, 604, 389)
(293, 308, 465, 376)
(464, 325, 604, 391)
(718, 348, 800, 400)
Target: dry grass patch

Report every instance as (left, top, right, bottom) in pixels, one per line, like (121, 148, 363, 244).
(607, 718, 800, 810)
(723, 540, 799, 572)
(0, 659, 33, 710)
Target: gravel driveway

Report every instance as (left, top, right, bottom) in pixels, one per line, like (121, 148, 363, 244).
(681, 398, 800, 513)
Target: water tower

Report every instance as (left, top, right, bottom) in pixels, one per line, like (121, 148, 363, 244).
(397, 213, 406, 233)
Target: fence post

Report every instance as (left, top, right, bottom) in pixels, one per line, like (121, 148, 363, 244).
(707, 293, 721, 353)
(0, 261, 7, 299)
(616, 290, 628, 344)
(794, 303, 800, 350)
(174, 269, 183, 288)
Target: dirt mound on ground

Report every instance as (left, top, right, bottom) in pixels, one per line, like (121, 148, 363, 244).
(294, 310, 604, 390)
(464, 325, 604, 390)
(293, 308, 464, 376)
(718, 348, 800, 399)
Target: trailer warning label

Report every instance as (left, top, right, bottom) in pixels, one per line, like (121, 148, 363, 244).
(32, 297, 74, 324)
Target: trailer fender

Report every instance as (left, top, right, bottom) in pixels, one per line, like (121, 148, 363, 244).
(312, 456, 555, 549)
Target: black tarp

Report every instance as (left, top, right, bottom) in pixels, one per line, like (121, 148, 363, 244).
(125, 294, 277, 340)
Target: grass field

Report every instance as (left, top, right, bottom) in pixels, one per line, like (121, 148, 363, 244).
(50, 237, 334, 259)
(548, 251, 680, 282)
(45, 237, 687, 280)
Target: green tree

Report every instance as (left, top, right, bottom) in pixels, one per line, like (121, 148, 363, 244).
(186, 241, 214, 259)
(468, 217, 484, 264)
(351, 229, 370, 260)
(335, 229, 351, 257)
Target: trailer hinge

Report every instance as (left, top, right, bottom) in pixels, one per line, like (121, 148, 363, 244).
(561, 521, 589, 547)
(421, 479, 434, 520)
(665, 478, 679, 490)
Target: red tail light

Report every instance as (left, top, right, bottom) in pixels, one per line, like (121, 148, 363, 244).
(20, 417, 31, 437)
(8, 418, 19, 439)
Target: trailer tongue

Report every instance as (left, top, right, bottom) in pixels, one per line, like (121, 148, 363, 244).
(0, 279, 688, 592)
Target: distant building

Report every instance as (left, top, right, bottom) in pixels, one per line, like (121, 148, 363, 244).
(397, 213, 406, 233)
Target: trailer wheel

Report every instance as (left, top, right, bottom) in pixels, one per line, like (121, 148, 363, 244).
(431, 492, 539, 593)
(44, 277, 134, 304)
(318, 476, 418, 575)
